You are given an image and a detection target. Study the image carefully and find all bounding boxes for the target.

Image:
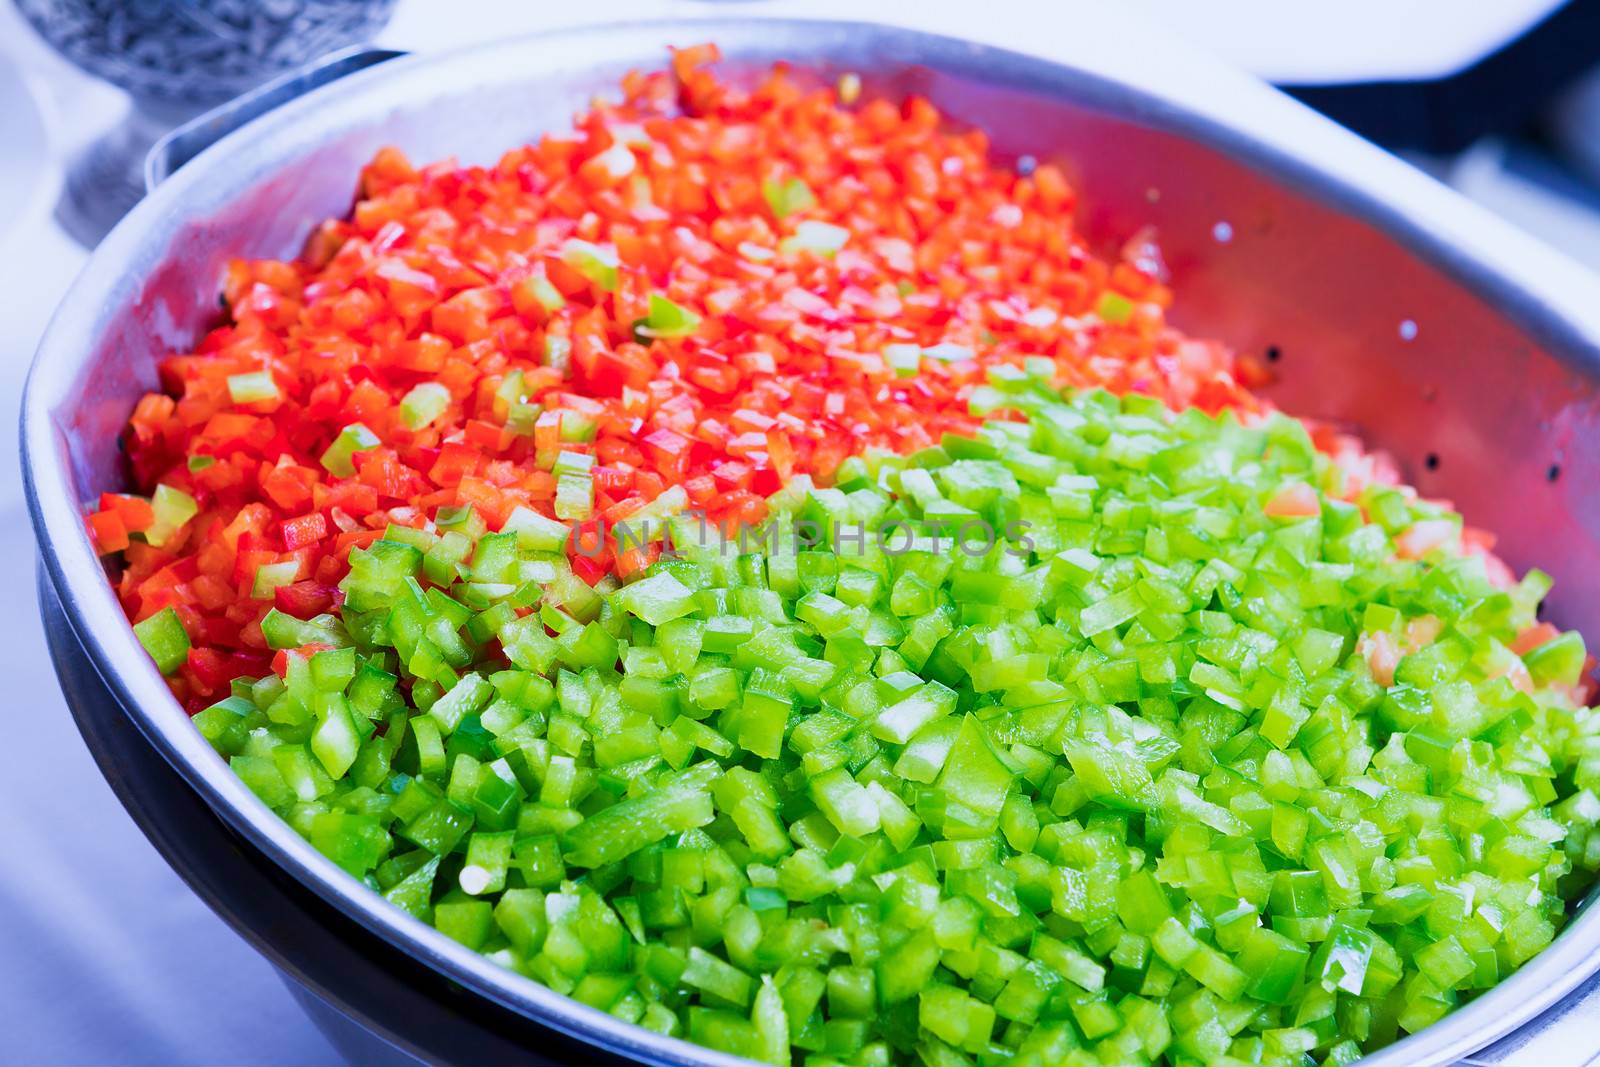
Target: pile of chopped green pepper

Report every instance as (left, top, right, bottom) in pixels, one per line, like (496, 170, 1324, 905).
(178, 371, 1600, 1065)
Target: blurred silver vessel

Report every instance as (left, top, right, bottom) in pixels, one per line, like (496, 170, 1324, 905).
(14, 0, 395, 245)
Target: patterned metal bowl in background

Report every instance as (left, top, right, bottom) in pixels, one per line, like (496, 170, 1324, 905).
(15, 0, 396, 244)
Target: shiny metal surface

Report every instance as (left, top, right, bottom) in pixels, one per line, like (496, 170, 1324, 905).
(20, 17, 1600, 1067)
(145, 45, 408, 189)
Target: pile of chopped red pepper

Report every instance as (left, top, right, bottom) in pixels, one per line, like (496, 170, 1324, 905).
(91, 46, 1259, 711)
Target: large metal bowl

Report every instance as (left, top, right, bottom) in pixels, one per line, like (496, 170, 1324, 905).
(21, 15, 1600, 1066)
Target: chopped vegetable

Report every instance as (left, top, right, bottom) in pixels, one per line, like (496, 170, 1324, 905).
(98, 50, 1276, 713)
(226, 370, 279, 405)
(761, 175, 816, 219)
(399, 382, 451, 431)
(187, 385, 1600, 1065)
(133, 607, 189, 675)
(779, 219, 850, 257)
(558, 239, 619, 291)
(143, 484, 197, 548)
(95, 49, 1599, 1067)
(319, 423, 381, 478)
(637, 293, 701, 340)
(1096, 290, 1134, 324)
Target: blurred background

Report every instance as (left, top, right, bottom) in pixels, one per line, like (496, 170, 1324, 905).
(4, 1, 1600, 1063)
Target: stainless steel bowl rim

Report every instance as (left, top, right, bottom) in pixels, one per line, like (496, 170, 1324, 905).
(21, 16, 1600, 1067)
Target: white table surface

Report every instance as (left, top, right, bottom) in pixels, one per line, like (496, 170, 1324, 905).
(0, 1, 1587, 1064)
